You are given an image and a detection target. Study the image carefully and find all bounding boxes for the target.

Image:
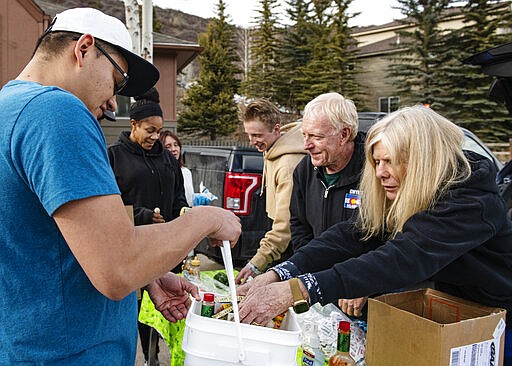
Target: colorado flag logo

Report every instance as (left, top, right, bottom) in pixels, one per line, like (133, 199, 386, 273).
(344, 189, 361, 209)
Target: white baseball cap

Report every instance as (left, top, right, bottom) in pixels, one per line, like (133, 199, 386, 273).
(47, 7, 159, 97)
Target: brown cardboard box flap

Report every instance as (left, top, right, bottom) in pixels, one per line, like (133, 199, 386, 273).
(366, 288, 506, 366)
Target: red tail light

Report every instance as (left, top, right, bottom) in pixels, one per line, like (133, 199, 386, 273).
(224, 173, 261, 216)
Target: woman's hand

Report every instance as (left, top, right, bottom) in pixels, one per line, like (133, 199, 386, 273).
(152, 211, 165, 223)
(238, 281, 293, 325)
(338, 296, 368, 317)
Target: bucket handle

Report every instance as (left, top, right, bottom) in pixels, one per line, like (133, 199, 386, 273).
(220, 240, 246, 363)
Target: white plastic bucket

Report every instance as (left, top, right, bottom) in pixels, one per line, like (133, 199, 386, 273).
(182, 299, 301, 365)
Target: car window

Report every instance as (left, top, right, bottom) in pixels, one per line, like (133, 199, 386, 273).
(462, 137, 491, 159)
(242, 155, 263, 172)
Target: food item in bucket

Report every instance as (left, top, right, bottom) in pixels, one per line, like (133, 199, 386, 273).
(200, 293, 215, 318)
(272, 313, 286, 329)
(212, 305, 233, 320)
(213, 271, 229, 287)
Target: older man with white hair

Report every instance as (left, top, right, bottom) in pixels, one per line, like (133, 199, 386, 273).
(290, 92, 365, 252)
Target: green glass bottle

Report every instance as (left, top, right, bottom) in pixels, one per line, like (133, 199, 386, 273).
(328, 321, 355, 366)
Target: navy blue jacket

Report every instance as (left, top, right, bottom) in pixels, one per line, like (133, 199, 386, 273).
(277, 151, 512, 324)
(290, 132, 365, 252)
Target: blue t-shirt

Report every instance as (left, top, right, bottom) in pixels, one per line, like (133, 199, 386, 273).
(0, 80, 137, 364)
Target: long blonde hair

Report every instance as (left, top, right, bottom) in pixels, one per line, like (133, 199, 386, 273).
(358, 105, 471, 239)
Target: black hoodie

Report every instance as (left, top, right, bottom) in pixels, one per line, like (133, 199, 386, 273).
(107, 131, 188, 226)
(278, 151, 512, 324)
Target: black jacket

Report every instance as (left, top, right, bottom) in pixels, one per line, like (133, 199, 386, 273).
(290, 132, 365, 252)
(107, 131, 188, 226)
(283, 151, 512, 324)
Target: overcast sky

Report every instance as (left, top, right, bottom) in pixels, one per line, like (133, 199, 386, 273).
(150, 0, 403, 28)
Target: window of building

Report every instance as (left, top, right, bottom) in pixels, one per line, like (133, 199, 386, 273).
(379, 96, 400, 113)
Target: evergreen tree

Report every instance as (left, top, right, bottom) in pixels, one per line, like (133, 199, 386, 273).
(243, 0, 281, 100)
(387, 0, 453, 108)
(274, 0, 313, 113)
(178, 0, 241, 140)
(273, 0, 363, 112)
(295, 0, 333, 107)
(438, 0, 512, 142)
(329, 0, 364, 107)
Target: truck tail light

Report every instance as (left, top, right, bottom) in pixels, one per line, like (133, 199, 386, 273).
(224, 173, 261, 216)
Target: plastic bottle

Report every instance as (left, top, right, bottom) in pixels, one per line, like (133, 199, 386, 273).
(329, 321, 355, 366)
(301, 323, 324, 366)
(188, 255, 201, 282)
(182, 256, 192, 276)
(200, 293, 215, 318)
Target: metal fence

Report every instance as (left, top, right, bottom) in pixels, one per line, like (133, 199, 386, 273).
(182, 139, 253, 148)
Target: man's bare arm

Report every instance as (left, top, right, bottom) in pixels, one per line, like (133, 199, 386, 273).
(53, 194, 240, 300)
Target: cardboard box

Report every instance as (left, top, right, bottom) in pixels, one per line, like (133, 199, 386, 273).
(366, 288, 506, 366)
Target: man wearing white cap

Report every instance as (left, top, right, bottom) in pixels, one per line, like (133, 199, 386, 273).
(0, 7, 241, 364)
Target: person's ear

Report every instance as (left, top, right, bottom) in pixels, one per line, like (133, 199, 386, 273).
(273, 123, 281, 134)
(73, 34, 94, 66)
(340, 127, 350, 143)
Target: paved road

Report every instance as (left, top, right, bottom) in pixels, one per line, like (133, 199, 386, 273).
(135, 335, 170, 366)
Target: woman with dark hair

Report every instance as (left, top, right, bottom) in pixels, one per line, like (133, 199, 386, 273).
(108, 88, 188, 225)
(107, 87, 188, 365)
(160, 130, 194, 207)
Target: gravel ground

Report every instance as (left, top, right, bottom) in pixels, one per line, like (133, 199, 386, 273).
(135, 335, 170, 366)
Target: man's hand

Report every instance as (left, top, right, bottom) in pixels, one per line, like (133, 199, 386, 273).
(146, 273, 200, 322)
(238, 281, 293, 325)
(202, 207, 241, 247)
(338, 296, 368, 317)
(235, 263, 259, 285)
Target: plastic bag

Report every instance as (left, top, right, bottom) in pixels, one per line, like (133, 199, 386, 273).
(192, 181, 218, 206)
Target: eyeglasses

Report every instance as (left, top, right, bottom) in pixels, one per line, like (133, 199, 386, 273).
(72, 36, 129, 95)
(95, 42, 129, 95)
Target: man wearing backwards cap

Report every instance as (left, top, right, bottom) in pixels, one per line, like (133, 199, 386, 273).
(0, 7, 241, 364)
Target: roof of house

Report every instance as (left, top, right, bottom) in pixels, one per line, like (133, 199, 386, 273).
(351, 3, 509, 57)
(351, 5, 466, 57)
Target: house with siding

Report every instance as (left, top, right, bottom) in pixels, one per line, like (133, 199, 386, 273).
(1, 0, 202, 143)
(350, 5, 506, 112)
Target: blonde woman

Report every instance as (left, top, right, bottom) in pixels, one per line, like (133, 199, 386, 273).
(238, 106, 512, 362)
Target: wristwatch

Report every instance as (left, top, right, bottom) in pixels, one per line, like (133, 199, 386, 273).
(289, 278, 309, 314)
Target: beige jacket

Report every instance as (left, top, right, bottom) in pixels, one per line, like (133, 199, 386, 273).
(251, 122, 306, 271)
